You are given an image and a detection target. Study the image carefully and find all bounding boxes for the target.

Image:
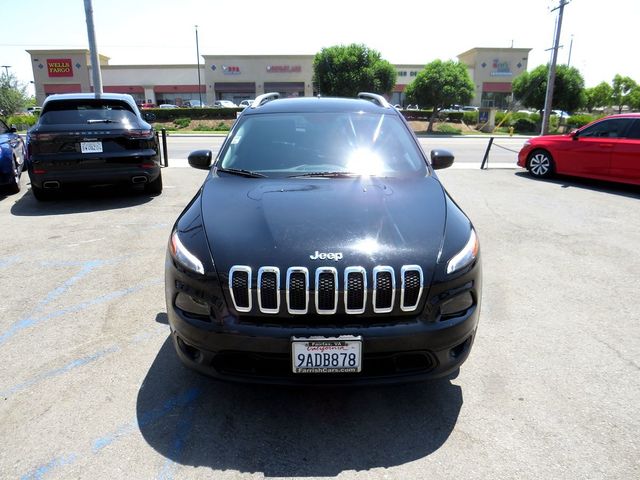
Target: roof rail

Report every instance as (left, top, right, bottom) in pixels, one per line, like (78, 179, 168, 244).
(251, 92, 280, 109)
(357, 92, 391, 109)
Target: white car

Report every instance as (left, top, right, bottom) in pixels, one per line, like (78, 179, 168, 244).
(214, 100, 238, 108)
(238, 99, 255, 109)
(159, 104, 179, 109)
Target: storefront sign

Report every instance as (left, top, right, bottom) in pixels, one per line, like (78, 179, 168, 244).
(490, 59, 512, 77)
(267, 65, 302, 73)
(47, 58, 74, 77)
(222, 65, 241, 75)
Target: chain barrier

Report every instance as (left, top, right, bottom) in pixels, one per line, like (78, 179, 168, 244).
(480, 137, 521, 169)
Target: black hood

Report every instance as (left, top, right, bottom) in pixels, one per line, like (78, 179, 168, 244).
(200, 175, 447, 275)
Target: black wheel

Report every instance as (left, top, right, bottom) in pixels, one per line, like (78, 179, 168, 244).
(31, 184, 52, 201)
(6, 158, 21, 194)
(527, 149, 555, 178)
(145, 171, 163, 195)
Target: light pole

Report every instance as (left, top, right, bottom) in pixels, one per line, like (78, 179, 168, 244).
(84, 0, 103, 97)
(195, 25, 203, 107)
(541, 0, 569, 135)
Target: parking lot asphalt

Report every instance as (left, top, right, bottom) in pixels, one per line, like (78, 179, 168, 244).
(1, 167, 638, 479)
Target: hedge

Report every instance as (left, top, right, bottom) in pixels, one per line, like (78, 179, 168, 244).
(5, 114, 37, 130)
(144, 107, 241, 122)
(566, 114, 600, 128)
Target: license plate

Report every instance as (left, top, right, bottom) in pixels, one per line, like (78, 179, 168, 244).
(291, 336, 362, 373)
(81, 141, 103, 153)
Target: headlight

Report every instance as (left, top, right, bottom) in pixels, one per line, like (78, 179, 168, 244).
(446, 229, 479, 274)
(170, 231, 205, 274)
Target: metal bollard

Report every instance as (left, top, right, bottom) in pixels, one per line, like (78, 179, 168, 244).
(480, 137, 494, 170)
(161, 128, 169, 167)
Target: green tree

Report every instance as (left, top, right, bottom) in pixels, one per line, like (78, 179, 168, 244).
(313, 44, 396, 97)
(611, 74, 637, 113)
(404, 60, 474, 132)
(584, 81, 613, 113)
(512, 64, 585, 113)
(628, 86, 640, 111)
(0, 72, 29, 116)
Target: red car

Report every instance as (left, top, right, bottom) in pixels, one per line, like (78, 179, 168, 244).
(517, 114, 640, 186)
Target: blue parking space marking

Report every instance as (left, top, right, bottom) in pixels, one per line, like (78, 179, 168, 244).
(156, 401, 197, 480)
(1, 323, 167, 399)
(0, 276, 162, 346)
(20, 453, 78, 480)
(0, 346, 119, 398)
(19, 387, 201, 479)
(0, 255, 20, 269)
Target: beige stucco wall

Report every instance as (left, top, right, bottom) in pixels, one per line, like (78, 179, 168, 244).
(27, 50, 95, 105)
(203, 55, 314, 103)
(458, 48, 531, 106)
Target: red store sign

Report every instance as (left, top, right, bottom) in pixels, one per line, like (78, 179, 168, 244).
(267, 65, 302, 73)
(47, 58, 74, 77)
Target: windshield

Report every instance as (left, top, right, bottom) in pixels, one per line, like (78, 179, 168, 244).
(219, 112, 427, 178)
(39, 99, 139, 125)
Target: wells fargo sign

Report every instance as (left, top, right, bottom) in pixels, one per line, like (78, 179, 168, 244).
(47, 58, 73, 77)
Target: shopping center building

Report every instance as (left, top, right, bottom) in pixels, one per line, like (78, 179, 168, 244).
(27, 47, 531, 109)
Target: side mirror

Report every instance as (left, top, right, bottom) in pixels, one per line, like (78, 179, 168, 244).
(188, 149, 213, 170)
(144, 112, 156, 122)
(430, 149, 455, 170)
(570, 129, 579, 140)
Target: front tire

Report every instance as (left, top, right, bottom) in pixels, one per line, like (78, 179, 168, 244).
(6, 158, 21, 194)
(145, 171, 163, 195)
(527, 150, 555, 178)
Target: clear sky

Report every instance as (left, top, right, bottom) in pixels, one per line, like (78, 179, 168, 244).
(2, 0, 638, 94)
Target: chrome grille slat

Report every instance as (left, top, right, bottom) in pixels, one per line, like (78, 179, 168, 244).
(257, 267, 280, 314)
(286, 267, 309, 314)
(344, 266, 366, 314)
(229, 264, 422, 315)
(229, 266, 252, 313)
(401, 265, 424, 312)
(315, 267, 338, 315)
(373, 266, 395, 313)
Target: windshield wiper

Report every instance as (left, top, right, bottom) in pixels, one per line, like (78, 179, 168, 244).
(87, 119, 116, 124)
(217, 167, 266, 178)
(287, 171, 360, 178)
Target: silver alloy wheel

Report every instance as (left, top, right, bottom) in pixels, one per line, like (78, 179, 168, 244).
(529, 152, 552, 177)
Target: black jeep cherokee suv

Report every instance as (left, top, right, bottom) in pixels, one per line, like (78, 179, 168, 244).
(165, 92, 481, 385)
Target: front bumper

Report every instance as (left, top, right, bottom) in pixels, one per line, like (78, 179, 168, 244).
(165, 256, 482, 386)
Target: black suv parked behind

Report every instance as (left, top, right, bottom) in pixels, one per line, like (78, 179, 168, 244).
(27, 93, 162, 200)
(165, 92, 482, 385)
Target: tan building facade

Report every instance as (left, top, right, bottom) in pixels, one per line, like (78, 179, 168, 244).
(27, 48, 531, 108)
(457, 47, 532, 108)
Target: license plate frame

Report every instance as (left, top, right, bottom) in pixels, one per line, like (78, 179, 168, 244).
(291, 336, 362, 374)
(80, 141, 103, 153)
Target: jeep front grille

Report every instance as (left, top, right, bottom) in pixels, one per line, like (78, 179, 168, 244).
(228, 265, 424, 315)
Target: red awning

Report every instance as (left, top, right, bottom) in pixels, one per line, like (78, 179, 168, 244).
(482, 82, 512, 93)
(43, 83, 82, 94)
(153, 85, 206, 93)
(392, 85, 406, 93)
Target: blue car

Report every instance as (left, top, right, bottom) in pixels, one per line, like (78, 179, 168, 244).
(0, 119, 26, 195)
